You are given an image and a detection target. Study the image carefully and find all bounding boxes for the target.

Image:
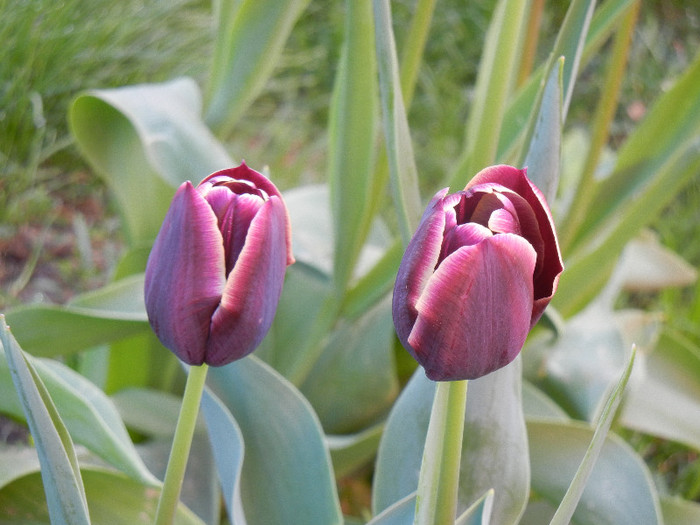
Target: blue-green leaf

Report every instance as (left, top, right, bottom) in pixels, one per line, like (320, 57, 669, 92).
(328, 0, 378, 293)
(205, 0, 310, 136)
(1, 316, 90, 525)
(206, 356, 343, 525)
(373, 0, 422, 243)
(373, 358, 529, 524)
(528, 419, 662, 524)
(548, 346, 636, 525)
(4, 274, 148, 358)
(70, 78, 233, 243)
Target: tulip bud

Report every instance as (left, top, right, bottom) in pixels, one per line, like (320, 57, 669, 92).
(145, 163, 294, 366)
(392, 165, 563, 381)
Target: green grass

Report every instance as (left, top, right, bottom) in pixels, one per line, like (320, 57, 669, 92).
(0, 0, 212, 223)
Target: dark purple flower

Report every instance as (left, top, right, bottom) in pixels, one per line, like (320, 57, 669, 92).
(145, 162, 294, 366)
(392, 165, 563, 381)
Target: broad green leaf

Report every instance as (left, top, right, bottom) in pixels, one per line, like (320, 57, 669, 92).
(522, 58, 563, 202)
(0, 348, 157, 486)
(367, 493, 416, 524)
(617, 230, 697, 291)
(455, 490, 495, 525)
(563, 52, 700, 267)
(70, 78, 232, 243)
(620, 328, 700, 451)
(300, 296, 398, 434)
(0, 445, 42, 490)
(555, 135, 700, 316)
(1, 317, 90, 525)
(549, 346, 635, 525)
(660, 496, 700, 524)
(373, 358, 529, 524)
(0, 468, 203, 525)
(581, 0, 637, 65)
(111, 388, 183, 438)
(328, 0, 378, 293)
(462, 0, 528, 178)
(200, 390, 247, 525)
(526, 303, 658, 421)
(327, 423, 384, 478)
(205, 0, 310, 135)
(373, 0, 422, 243)
(206, 356, 343, 525)
(528, 419, 662, 525)
(4, 274, 148, 357)
(522, 381, 569, 422)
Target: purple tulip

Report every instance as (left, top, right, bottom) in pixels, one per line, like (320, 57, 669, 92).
(392, 165, 563, 381)
(144, 163, 294, 366)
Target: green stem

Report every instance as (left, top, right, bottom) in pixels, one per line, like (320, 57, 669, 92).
(154, 363, 209, 525)
(415, 379, 469, 525)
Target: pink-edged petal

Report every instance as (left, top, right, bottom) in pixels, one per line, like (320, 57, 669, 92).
(393, 189, 452, 348)
(144, 182, 226, 365)
(469, 193, 504, 227)
(219, 193, 265, 275)
(201, 163, 295, 266)
(488, 208, 521, 235)
(407, 234, 537, 381)
(466, 165, 563, 309)
(205, 196, 288, 365)
(441, 222, 492, 260)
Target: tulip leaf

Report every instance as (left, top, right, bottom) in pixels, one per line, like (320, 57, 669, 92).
(620, 327, 700, 451)
(527, 304, 655, 421)
(300, 296, 398, 434)
(462, 0, 528, 178)
(660, 496, 700, 524)
(528, 419, 662, 525)
(70, 78, 233, 244)
(199, 389, 247, 525)
(373, 358, 529, 524)
(328, 0, 378, 293)
(548, 345, 635, 525)
(556, 53, 700, 315)
(373, 0, 422, 242)
(206, 356, 343, 525)
(0, 468, 204, 525)
(0, 345, 158, 487)
(367, 493, 417, 524)
(522, 58, 563, 202)
(326, 423, 384, 478)
(110, 388, 183, 438)
(1, 316, 90, 525)
(205, 0, 310, 136)
(455, 489, 495, 525)
(4, 274, 149, 357)
(555, 135, 700, 316)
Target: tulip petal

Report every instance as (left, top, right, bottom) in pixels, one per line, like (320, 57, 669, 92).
(441, 222, 492, 260)
(393, 189, 453, 347)
(466, 165, 563, 321)
(219, 193, 265, 275)
(206, 196, 289, 365)
(201, 163, 295, 266)
(408, 234, 537, 381)
(145, 182, 226, 364)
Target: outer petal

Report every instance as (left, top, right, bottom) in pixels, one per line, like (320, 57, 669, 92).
(144, 182, 226, 364)
(407, 234, 537, 381)
(466, 165, 563, 324)
(205, 195, 289, 365)
(392, 188, 452, 349)
(201, 163, 295, 266)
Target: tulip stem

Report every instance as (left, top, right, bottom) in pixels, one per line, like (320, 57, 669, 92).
(415, 379, 469, 525)
(154, 363, 209, 525)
